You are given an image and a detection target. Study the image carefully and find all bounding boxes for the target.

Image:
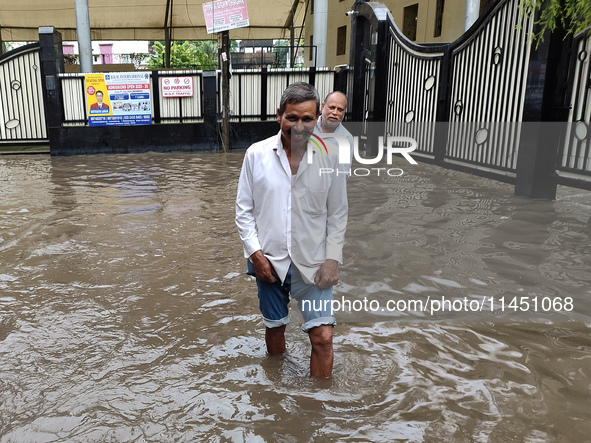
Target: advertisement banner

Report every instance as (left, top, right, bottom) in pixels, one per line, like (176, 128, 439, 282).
(85, 72, 152, 127)
(202, 0, 250, 34)
(85, 74, 112, 122)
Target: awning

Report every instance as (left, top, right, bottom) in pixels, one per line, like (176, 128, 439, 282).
(0, 0, 307, 42)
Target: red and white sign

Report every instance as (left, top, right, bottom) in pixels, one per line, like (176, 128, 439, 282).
(160, 76, 194, 98)
(202, 0, 250, 34)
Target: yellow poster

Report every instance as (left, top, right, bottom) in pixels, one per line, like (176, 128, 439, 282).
(84, 73, 152, 127)
(85, 74, 112, 121)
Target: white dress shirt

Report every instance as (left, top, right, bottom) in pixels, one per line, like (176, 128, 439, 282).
(315, 117, 354, 176)
(236, 132, 348, 285)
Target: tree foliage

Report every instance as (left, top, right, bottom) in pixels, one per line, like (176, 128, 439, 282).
(146, 40, 218, 70)
(521, 0, 591, 45)
(272, 39, 306, 68)
(272, 40, 289, 68)
(1, 42, 16, 54)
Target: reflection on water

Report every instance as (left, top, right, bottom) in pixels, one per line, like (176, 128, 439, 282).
(0, 153, 590, 442)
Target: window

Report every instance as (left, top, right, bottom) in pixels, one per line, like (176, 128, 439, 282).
(311, 0, 314, 14)
(309, 35, 314, 61)
(434, 0, 445, 37)
(337, 26, 347, 56)
(403, 4, 419, 41)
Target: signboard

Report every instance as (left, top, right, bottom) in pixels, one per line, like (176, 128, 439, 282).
(202, 0, 250, 34)
(85, 72, 151, 127)
(160, 76, 194, 98)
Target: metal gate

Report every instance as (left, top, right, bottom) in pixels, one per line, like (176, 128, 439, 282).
(0, 43, 48, 145)
(382, 0, 533, 176)
(351, 0, 591, 192)
(560, 32, 591, 179)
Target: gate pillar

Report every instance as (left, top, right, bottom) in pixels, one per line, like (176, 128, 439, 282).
(515, 21, 572, 199)
(349, 2, 389, 156)
(39, 27, 65, 154)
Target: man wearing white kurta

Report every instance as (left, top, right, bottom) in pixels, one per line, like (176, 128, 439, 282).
(236, 82, 347, 378)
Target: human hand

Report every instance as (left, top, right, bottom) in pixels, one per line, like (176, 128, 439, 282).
(250, 250, 277, 283)
(314, 259, 339, 289)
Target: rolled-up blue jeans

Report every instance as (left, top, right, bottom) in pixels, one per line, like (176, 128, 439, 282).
(246, 260, 336, 333)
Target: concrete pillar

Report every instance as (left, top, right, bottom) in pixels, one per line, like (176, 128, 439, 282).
(464, 0, 479, 31)
(75, 0, 94, 72)
(313, 0, 328, 67)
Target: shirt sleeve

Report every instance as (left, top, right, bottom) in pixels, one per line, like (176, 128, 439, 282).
(324, 162, 348, 263)
(235, 149, 262, 257)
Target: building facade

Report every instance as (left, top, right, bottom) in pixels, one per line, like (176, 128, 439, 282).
(304, 0, 493, 68)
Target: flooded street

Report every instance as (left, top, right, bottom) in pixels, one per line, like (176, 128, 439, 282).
(1, 152, 590, 442)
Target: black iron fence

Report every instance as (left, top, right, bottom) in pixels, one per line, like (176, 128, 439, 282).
(219, 67, 336, 122)
(58, 67, 339, 126)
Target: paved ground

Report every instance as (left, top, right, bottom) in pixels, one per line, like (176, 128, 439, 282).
(0, 145, 50, 155)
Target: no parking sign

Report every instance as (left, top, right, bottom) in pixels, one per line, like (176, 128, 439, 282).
(160, 76, 194, 98)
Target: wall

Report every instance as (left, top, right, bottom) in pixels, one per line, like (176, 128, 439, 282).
(389, 0, 466, 43)
(305, 0, 468, 69)
(64, 64, 137, 73)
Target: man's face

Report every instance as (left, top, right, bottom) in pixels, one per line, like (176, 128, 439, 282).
(96, 92, 104, 104)
(277, 100, 318, 150)
(321, 93, 347, 131)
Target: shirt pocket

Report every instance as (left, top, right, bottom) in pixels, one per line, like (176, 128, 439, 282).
(301, 188, 328, 216)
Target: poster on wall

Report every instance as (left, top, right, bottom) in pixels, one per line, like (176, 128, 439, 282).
(202, 0, 250, 34)
(85, 72, 152, 127)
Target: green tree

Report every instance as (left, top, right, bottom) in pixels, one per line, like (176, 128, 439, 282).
(146, 41, 197, 69)
(271, 39, 305, 68)
(145, 39, 244, 70)
(146, 40, 221, 70)
(521, 0, 591, 45)
(1, 41, 15, 54)
(272, 40, 289, 68)
(192, 40, 218, 70)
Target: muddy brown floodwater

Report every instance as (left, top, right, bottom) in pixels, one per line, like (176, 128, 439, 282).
(0, 152, 590, 442)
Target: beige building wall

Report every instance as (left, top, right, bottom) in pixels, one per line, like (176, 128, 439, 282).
(304, 0, 468, 69)
(304, 1, 353, 69)
(389, 0, 466, 43)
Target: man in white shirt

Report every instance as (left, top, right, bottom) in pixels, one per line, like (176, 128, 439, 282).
(315, 91, 354, 174)
(235, 82, 348, 378)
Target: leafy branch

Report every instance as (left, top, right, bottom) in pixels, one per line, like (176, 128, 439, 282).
(519, 0, 591, 46)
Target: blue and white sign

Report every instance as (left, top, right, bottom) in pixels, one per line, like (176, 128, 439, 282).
(88, 72, 152, 127)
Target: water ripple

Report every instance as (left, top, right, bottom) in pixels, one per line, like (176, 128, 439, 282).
(0, 153, 590, 441)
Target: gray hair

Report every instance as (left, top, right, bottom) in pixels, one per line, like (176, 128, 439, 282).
(279, 82, 320, 114)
